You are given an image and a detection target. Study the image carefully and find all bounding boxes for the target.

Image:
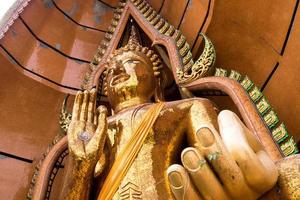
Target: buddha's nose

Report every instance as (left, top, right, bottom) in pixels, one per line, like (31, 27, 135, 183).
(111, 62, 125, 74)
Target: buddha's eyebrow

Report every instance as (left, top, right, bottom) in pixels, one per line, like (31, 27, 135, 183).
(123, 59, 141, 64)
(106, 68, 113, 73)
(124, 60, 139, 65)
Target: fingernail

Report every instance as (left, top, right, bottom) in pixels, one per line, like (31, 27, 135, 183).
(218, 110, 236, 130)
(76, 91, 83, 102)
(91, 90, 97, 99)
(76, 90, 82, 95)
(182, 148, 203, 171)
(168, 171, 183, 188)
(196, 128, 215, 147)
(97, 106, 108, 114)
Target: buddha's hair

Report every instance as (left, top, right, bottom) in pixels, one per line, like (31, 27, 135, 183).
(102, 26, 163, 95)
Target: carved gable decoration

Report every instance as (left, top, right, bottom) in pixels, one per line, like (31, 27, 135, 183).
(81, 0, 216, 90)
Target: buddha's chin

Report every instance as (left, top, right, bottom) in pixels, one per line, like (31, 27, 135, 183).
(112, 87, 152, 112)
(113, 85, 138, 102)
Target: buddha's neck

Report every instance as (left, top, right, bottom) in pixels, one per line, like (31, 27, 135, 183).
(114, 97, 151, 113)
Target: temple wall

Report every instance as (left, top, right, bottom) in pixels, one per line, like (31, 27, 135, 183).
(263, 7, 300, 143)
(0, 158, 33, 199)
(54, 0, 114, 30)
(0, 0, 115, 93)
(0, 48, 72, 198)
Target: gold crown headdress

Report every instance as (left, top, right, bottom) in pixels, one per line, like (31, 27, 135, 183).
(103, 25, 164, 97)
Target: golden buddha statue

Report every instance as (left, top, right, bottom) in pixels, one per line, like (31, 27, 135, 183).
(59, 27, 300, 200)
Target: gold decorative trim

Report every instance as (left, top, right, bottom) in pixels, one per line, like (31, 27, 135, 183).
(177, 34, 216, 84)
(280, 137, 299, 157)
(27, 133, 66, 199)
(82, 0, 216, 89)
(214, 67, 299, 156)
(27, 95, 72, 199)
(130, 0, 216, 84)
(59, 95, 72, 133)
(272, 123, 289, 144)
(81, 1, 126, 89)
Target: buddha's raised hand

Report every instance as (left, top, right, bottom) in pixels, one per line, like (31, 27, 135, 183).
(60, 89, 107, 200)
(167, 110, 278, 200)
(67, 89, 107, 171)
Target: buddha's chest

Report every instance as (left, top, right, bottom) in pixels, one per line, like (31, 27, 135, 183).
(107, 108, 186, 200)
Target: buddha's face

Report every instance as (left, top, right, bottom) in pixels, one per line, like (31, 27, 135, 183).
(106, 51, 156, 110)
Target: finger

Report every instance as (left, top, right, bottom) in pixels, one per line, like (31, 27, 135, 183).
(94, 114, 98, 125)
(256, 150, 278, 190)
(181, 147, 229, 200)
(94, 153, 106, 177)
(218, 110, 278, 193)
(88, 106, 108, 151)
(234, 112, 278, 190)
(71, 91, 83, 121)
(93, 106, 98, 125)
(234, 113, 264, 151)
(230, 113, 278, 189)
(195, 126, 258, 199)
(167, 164, 202, 200)
(80, 90, 89, 121)
(87, 89, 96, 123)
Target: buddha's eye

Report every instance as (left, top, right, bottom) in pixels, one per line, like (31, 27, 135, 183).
(125, 60, 140, 65)
(107, 68, 113, 74)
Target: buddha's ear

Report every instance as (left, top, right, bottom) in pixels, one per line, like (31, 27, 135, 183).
(154, 77, 165, 102)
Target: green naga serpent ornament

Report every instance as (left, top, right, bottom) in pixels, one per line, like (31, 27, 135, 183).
(214, 68, 298, 156)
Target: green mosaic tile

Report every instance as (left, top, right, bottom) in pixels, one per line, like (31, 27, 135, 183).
(241, 76, 254, 91)
(264, 110, 279, 129)
(256, 97, 271, 115)
(214, 68, 228, 77)
(229, 70, 242, 82)
(249, 86, 262, 103)
(272, 123, 289, 143)
(280, 137, 299, 156)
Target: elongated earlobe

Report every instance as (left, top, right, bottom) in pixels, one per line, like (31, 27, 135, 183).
(154, 77, 164, 102)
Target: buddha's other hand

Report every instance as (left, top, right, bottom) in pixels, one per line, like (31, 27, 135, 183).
(167, 110, 278, 200)
(67, 89, 107, 172)
(60, 89, 107, 200)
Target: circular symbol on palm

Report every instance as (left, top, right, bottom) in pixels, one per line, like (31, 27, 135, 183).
(78, 131, 91, 142)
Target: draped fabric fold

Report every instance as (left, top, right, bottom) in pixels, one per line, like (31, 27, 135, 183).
(98, 102, 165, 200)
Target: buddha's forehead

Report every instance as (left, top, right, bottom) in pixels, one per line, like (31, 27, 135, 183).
(109, 50, 152, 67)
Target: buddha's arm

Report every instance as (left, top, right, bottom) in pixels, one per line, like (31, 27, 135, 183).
(60, 90, 108, 200)
(60, 154, 94, 200)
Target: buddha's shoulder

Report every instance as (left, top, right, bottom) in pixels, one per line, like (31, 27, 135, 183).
(164, 97, 215, 110)
(107, 98, 216, 122)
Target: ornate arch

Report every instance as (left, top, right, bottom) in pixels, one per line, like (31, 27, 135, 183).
(81, 0, 216, 89)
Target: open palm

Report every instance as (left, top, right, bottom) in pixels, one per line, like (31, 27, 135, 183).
(67, 89, 107, 168)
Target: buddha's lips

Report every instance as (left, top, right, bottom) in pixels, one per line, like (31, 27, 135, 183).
(111, 74, 130, 86)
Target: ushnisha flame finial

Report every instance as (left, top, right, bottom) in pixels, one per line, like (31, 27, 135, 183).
(127, 25, 141, 47)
